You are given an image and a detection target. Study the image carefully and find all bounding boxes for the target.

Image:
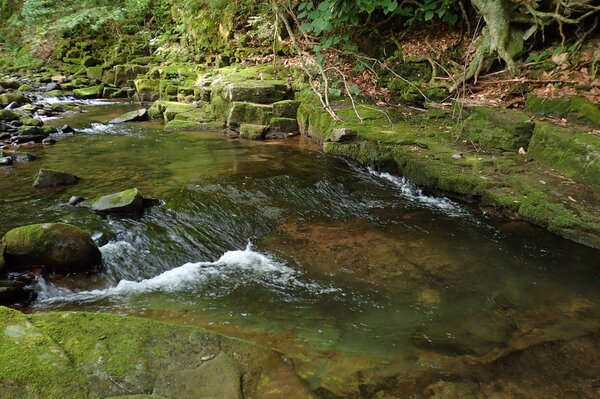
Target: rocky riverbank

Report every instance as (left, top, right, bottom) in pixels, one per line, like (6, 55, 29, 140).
(3, 57, 598, 249)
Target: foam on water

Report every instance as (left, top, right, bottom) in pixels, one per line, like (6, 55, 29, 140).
(368, 168, 468, 217)
(34, 243, 338, 306)
(76, 122, 135, 135)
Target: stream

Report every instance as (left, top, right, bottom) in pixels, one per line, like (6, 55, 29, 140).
(3, 99, 600, 392)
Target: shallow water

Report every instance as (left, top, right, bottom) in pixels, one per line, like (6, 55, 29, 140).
(3, 101, 600, 393)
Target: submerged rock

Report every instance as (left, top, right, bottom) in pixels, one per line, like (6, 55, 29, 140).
(33, 168, 80, 188)
(90, 188, 156, 214)
(0, 93, 31, 107)
(0, 308, 315, 399)
(1, 223, 102, 273)
(108, 108, 148, 124)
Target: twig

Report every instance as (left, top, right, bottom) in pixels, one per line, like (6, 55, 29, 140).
(108, 375, 133, 394)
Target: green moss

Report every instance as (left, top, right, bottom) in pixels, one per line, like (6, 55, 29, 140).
(240, 123, 268, 140)
(17, 84, 33, 92)
(163, 103, 196, 122)
(526, 95, 600, 128)
(273, 100, 300, 118)
(0, 93, 30, 106)
(86, 66, 104, 81)
(73, 85, 104, 99)
(270, 117, 298, 133)
(134, 79, 161, 102)
(90, 188, 144, 213)
(226, 101, 273, 129)
(462, 107, 534, 151)
(528, 122, 600, 192)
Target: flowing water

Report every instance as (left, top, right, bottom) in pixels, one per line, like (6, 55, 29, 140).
(3, 100, 600, 393)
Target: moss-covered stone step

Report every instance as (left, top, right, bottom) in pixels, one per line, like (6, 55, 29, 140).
(462, 107, 534, 151)
(526, 95, 600, 128)
(528, 122, 600, 192)
(221, 80, 289, 104)
(0, 307, 315, 399)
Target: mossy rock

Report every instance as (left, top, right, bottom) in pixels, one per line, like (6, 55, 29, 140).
(164, 120, 223, 131)
(0, 109, 20, 122)
(273, 100, 300, 118)
(90, 188, 145, 213)
(239, 124, 269, 140)
(0, 307, 316, 399)
(46, 89, 64, 97)
(134, 79, 161, 102)
(33, 168, 80, 189)
(73, 85, 104, 99)
(269, 117, 299, 134)
(526, 95, 600, 128)
(163, 103, 196, 122)
(0, 93, 31, 106)
(114, 65, 149, 86)
(17, 84, 33, 92)
(462, 107, 534, 151)
(528, 122, 600, 192)
(108, 109, 148, 124)
(227, 101, 274, 129)
(80, 55, 101, 68)
(222, 80, 289, 104)
(86, 66, 104, 81)
(1, 223, 101, 273)
(20, 117, 43, 127)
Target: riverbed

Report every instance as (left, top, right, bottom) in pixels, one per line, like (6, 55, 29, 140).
(3, 100, 600, 395)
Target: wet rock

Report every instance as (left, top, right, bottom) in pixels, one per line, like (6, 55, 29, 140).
(33, 168, 80, 188)
(68, 195, 85, 206)
(12, 134, 46, 144)
(60, 124, 76, 134)
(328, 128, 357, 142)
(0, 280, 34, 305)
(0, 156, 13, 166)
(17, 84, 34, 92)
(108, 109, 148, 124)
(268, 117, 299, 137)
(1, 223, 101, 273)
(90, 188, 151, 214)
(42, 138, 57, 145)
(45, 82, 61, 92)
(10, 152, 37, 162)
(17, 125, 45, 136)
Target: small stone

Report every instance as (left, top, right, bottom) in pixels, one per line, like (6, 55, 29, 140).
(518, 147, 527, 155)
(60, 124, 75, 134)
(91, 188, 147, 214)
(10, 152, 37, 162)
(451, 153, 463, 160)
(42, 138, 57, 145)
(0, 156, 13, 166)
(200, 354, 215, 361)
(68, 195, 85, 206)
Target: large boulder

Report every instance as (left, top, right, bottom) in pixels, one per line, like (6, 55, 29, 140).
(1, 223, 102, 273)
(33, 168, 80, 188)
(108, 109, 148, 124)
(90, 188, 147, 213)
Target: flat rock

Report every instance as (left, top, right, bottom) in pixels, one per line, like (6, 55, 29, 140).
(90, 188, 146, 213)
(0, 156, 12, 166)
(328, 128, 357, 142)
(33, 168, 80, 188)
(108, 108, 148, 124)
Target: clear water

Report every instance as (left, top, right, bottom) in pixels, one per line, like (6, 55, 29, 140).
(2, 101, 600, 393)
